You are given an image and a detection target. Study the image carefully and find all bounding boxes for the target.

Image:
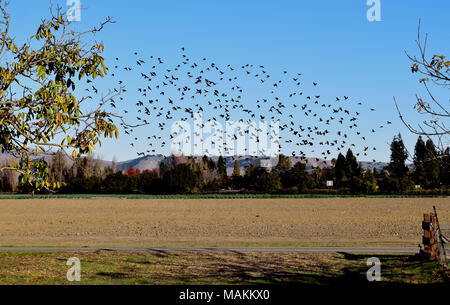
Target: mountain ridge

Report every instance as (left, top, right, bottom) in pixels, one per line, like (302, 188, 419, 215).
(115, 155, 389, 175)
(0, 153, 392, 176)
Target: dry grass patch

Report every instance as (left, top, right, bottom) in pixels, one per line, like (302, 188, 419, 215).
(0, 251, 447, 285)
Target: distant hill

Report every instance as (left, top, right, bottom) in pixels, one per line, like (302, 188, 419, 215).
(0, 153, 392, 175)
(116, 155, 390, 175)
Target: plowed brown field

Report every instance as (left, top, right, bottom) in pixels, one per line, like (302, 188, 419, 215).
(0, 197, 448, 247)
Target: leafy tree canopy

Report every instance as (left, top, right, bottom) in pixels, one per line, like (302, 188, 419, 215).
(0, 4, 125, 192)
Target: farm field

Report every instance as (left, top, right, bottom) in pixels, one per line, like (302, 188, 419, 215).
(0, 197, 448, 248)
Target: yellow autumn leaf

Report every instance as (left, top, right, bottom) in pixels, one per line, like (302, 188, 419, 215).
(72, 150, 76, 158)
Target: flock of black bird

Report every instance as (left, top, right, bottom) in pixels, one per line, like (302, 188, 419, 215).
(84, 48, 393, 164)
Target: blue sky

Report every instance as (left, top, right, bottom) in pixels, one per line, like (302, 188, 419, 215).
(8, 0, 450, 162)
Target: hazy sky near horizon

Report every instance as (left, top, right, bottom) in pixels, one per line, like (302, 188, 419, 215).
(7, 0, 450, 162)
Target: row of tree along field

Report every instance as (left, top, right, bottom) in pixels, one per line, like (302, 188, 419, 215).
(12, 134, 449, 195)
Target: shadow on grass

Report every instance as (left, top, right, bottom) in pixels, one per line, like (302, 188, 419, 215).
(181, 253, 449, 286)
(69, 251, 449, 286)
(96, 272, 129, 279)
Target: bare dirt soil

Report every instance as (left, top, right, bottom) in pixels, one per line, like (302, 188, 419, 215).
(0, 197, 448, 247)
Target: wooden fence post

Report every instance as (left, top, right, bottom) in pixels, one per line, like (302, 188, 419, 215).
(422, 208, 448, 265)
(422, 213, 436, 260)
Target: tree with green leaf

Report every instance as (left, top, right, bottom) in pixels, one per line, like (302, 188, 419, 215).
(385, 134, 412, 191)
(217, 155, 226, 180)
(344, 149, 362, 191)
(0, 3, 128, 192)
(361, 169, 377, 194)
(232, 159, 241, 177)
(273, 154, 291, 175)
(282, 161, 310, 191)
(413, 136, 427, 187)
(424, 138, 440, 188)
(162, 163, 197, 194)
(333, 153, 347, 188)
(412, 136, 440, 189)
